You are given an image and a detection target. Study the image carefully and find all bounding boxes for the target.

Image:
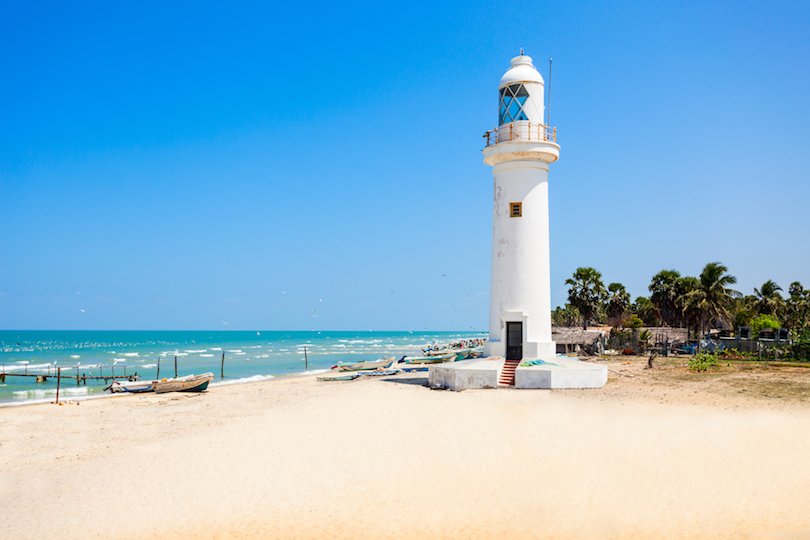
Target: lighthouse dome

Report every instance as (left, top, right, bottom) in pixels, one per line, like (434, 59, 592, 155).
(497, 54, 545, 125)
(499, 55, 544, 88)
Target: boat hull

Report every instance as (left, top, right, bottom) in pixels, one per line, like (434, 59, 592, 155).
(154, 373, 215, 394)
(336, 359, 394, 372)
(404, 354, 455, 364)
(109, 380, 155, 393)
(317, 373, 360, 382)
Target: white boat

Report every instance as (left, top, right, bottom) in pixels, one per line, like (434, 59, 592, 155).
(108, 379, 155, 393)
(154, 372, 215, 394)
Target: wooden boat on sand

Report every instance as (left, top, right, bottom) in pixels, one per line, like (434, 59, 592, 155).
(425, 348, 471, 361)
(358, 369, 398, 377)
(154, 372, 214, 394)
(108, 379, 156, 393)
(336, 357, 394, 372)
(403, 353, 455, 364)
(317, 373, 360, 382)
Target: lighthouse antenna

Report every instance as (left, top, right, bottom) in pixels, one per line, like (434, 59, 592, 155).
(547, 57, 553, 128)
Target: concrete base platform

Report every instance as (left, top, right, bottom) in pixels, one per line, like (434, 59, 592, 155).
(428, 356, 607, 391)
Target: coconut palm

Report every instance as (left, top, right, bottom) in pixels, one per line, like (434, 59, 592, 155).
(676, 276, 701, 338)
(565, 267, 607, 330)
(681, 262, 740, 343)
(753, 279, 784, 316)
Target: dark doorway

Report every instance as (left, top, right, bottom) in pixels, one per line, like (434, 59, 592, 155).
(506, 322, 523, 360)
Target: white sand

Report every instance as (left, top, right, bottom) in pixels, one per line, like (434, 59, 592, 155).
(2, 371, 810, 539)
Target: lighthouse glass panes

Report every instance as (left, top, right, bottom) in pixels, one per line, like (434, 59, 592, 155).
(499, 84, 530, 125)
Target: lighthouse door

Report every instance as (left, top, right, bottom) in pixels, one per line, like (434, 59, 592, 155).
(506, 322, 523, 360)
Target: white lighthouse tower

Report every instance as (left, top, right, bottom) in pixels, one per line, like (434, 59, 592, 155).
(482, 53, 559, 361)
(429, 53, 606, 390)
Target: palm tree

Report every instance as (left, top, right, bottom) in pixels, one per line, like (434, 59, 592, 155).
(677, 276, 701, 339)
(682, 262, 740, 345)
(786, 282, 810, 332)
(731, 294, 757, 329)
(632, 296, 660, 326)
(753, 279, 784, 316)
(565, 267, 607, 330)
(606, 282, 630, 326)
(649, 270, 682, 326)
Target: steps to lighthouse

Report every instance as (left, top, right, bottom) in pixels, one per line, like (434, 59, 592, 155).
(428, 357, 607, 391)
(498, 359, 521, 386)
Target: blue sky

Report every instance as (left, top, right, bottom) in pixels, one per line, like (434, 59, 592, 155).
(1, 0, 809, 330)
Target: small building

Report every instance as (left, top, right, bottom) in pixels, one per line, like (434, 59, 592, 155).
(552, 327, 607, 355)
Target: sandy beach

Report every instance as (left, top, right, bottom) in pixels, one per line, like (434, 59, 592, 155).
(2, 359, 810, 539)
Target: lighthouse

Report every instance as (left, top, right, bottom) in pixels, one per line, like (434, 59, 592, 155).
(429, 53, 606, 390)
(482, 53, 559, 361)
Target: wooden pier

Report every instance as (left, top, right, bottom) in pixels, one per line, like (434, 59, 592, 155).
(0, 366, 139, 385)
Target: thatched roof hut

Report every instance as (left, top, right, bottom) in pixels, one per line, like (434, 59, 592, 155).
(552, 326, 608, 355)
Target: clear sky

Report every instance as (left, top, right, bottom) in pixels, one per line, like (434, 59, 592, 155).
(2, 0, 809, 330)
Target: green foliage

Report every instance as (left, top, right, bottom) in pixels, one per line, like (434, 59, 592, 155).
(623, 314, 644, 330)
(649, 269, 682, 326)
(754, 280, 784, 316)
(565, 267, 607, 329)
(718, 348, 755, 360)
(689, 352, 719, 372)
(677, 275, 701, 332)
(682, 262, 740, 336)
(750, 314, 780, 337)
(631, 296, 660, 326)
(791, 329, 810, 361)
(606, 282, 631, 325)
(551, 303, 580, 327)
(785, 282, 810, 331)
(731, 295, 757, 329)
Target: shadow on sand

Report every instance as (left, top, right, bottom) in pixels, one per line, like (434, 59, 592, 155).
(379, 376, 428, 387)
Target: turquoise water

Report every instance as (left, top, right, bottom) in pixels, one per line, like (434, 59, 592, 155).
(0, 330, 485, 405)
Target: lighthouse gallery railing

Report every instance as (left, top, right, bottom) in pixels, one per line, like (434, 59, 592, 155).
(483, 122, 557, 147)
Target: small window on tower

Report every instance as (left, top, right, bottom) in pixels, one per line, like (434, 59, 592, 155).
(510, 202, 522, 218)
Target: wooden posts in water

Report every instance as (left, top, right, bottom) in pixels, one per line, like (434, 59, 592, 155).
(55, 367, 62, 404)
(221, 351, 225, 380)
(156, 357, 161, 379)
(174, 355, 178, 378)
(304, 346, 309, 371)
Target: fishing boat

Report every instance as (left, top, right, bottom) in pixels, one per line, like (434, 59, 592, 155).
(403, 353, 455, 364)
(336, 357, 394, 372)
(317, 373, 360, 382)
(401, 366, 429, 372)
(153, 372, 214, 394)
(358, 369, 398, 377)
(425, 348, 470, 361)
(107, 379, 155, 393)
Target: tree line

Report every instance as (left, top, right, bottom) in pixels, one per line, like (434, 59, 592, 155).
(553, 262, 810, 339)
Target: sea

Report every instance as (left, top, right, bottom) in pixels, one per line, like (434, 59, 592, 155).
(0, 330, 486, 406)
